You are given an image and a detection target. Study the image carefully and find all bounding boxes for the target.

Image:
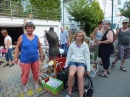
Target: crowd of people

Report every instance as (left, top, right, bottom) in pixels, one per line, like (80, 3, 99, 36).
(0, 18, 130, 97)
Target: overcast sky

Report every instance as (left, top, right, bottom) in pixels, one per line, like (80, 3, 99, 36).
(118, 0, 128, 8)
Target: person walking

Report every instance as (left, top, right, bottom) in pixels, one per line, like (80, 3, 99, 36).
(14, 22, 44, 92)
(97, 20, 114, 78)
(39, 30, 49, 50)
(111, 19, 130, 72)
(1, 29, 15, 67)
(64, 30, 90, 97)
(60, 27, 70, 53)
(92, 21, 104, 64)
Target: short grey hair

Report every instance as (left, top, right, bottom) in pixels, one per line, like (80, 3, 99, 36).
(24, 22, 35, 30)
(103, 20, 111, 25)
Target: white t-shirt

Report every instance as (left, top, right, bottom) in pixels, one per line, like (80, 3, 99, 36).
(4, 35, 12, 49)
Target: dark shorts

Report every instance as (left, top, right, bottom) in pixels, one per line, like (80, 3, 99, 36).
(69, 61, 86, 68)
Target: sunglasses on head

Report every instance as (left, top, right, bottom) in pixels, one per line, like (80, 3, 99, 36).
(122, 22, 128, 24)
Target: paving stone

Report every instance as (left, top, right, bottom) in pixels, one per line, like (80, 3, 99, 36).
(2, 83, 11, 88)
(10, 81, 18, 85)
(33, 93, 40, 97)
(0, 93, 4, 97)
(0, 88, 7, 93)
(39, 90, 46, 95)
(13, 86, 22, 92)
(18, 90, 24, 94)
(7, 85, 15, 90)
(15, 83, 21, 87)
(28, 82, 34, 86)
(3, 90, 13, 96)
(6, 80, 14, 84)
(28, 85, 35, 90)
(9, 91, 19, 97)
(0, 82, 5, 85)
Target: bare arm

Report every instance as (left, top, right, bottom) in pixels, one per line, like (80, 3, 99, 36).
(6, 40, 10, 52)
(114, 29, 119, 41)
(92, 28, 97, 40)
(38, 38, 44, 57)
(14, 36, 22, 58)
(101, 30, 114, 44)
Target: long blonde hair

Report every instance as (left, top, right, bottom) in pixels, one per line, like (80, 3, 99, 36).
(74, 30, 86, 43)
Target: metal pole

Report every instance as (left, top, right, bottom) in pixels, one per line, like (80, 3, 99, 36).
(10, 1, 13, 19)
(111, 0, 114, 29)
(31, 5, 33, 21)
(63, 0, 64, 27)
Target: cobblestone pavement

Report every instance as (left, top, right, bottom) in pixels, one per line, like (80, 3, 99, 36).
(0, 56, 130, 97)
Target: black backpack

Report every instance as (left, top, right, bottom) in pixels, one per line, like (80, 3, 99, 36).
(57, 70, 68, 89)
(83, 76, 94, 97)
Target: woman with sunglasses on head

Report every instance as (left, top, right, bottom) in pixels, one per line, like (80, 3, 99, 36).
(14, 22, 44, 92)
(92, 21, 104, 64)
(64, 30, 90, 97)
(111, 19, 130, 72)
(97, 20, 115, 78)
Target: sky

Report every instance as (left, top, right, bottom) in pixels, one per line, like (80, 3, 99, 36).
(118, 0, 128, 8)
(117, 0, 128, 14)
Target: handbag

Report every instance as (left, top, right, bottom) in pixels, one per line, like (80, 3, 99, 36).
(83, 75, 94, 97)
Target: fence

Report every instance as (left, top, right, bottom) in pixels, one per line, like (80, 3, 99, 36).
(0, 0, 61, 20)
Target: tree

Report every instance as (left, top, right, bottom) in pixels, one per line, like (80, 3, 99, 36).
(0, 0, 24, 16)
(66, 0, 104, 36)
(29, 0, 61, 20)
(119, 1, 130, 21)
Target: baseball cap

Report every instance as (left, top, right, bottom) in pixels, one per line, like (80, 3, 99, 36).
(122, 18, 129, 23)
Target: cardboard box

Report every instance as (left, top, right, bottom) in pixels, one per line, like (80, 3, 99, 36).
(42, 77, 64, 96)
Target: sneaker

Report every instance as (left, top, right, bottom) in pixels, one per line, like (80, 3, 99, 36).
(3, 64, 9, 67)
(35, 83, 39, 90)
(65, 94, 72, 97)
(9, 64, 14, 68)
(22, 85, 28, 93)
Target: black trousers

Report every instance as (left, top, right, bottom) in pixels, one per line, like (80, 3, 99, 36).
(100, 49, 113, 70)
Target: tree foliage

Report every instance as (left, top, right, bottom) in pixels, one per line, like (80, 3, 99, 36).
(29, 0, 61, 20)
(66, 0, 104, 35)
(0, 0, 24, 16)
(119, 1, 130, 20)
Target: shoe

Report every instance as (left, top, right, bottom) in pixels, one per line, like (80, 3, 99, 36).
(35, 83, 39, 90)
(3, 64, 9, 67)
(9, 64, 14, 68)
(98, 73, 108, 78)
(111, 62, 116, 68)
(65, 94, 72, 97)
(102, 70, 110, 74)
(21, 84, 28, 93)
(120, 67, 127, 72)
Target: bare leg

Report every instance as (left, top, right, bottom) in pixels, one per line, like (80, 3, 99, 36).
(121, 58, 126, 67)
(104, 69, 108, 75)
(77, 66, 85, 97)
(100, 58, 103, 64)
(113, 57, 119, 64)
(68, 66, 77, 95)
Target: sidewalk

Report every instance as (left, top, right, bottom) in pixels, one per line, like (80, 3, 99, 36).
(0, 56, 130, 97)
(0, 61, 46, 97)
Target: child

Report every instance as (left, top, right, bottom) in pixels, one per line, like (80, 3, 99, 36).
(1, 46, 5, 59)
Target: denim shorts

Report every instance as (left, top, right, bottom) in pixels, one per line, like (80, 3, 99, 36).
(69, 61, 86, 68)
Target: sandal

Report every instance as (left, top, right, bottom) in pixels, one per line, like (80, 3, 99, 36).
(98, 73, 108, 78)
(120, 67, 127, 72)
(102, 70, 110, 74)
(111, 62, 116, 68)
